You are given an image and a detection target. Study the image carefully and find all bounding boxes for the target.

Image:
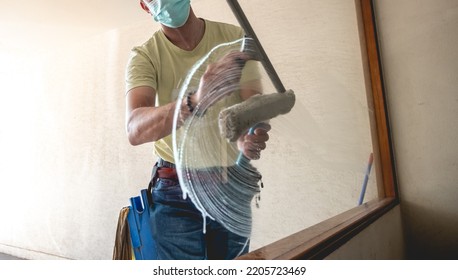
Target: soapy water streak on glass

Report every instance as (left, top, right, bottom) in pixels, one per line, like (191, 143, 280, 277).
(172, 38, 265, 242)
(172, 37, 376, 253)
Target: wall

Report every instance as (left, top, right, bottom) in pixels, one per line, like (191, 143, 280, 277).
(0, 23, 156, 260)
(326, 205, 405, 259)
(0, 0, 381, 259)
(374, 0, 458, 259)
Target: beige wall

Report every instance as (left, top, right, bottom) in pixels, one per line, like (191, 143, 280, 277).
(1, 0, 388, 259)
(0, 25, 156, 260)
(373, 0, 458, 259)
(326, 205, 405, 259)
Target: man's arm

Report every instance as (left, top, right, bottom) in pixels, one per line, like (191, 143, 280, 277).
(125, 86, 190, 146)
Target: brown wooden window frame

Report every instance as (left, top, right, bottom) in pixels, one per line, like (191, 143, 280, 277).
(238, 0, 398, 260)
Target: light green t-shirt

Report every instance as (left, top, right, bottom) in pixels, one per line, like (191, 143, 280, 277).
(125, 19, 258, 164)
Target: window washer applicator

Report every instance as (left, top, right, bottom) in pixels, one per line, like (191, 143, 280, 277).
(219, 89, 295, 142)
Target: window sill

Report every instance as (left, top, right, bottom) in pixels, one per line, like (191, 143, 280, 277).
(238, 197, 397, 260)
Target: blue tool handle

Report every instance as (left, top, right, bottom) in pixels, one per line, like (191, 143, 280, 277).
(358, 153, 374, 205)
(236, 125, 258, 166)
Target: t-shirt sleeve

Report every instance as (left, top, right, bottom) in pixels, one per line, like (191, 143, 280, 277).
(125, 47, 157, 94)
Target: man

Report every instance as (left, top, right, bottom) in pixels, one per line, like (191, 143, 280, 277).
(125, 0, 270, 260)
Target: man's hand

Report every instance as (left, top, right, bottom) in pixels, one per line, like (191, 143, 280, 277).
(191, 51, 250, 110)
(237, 123, 271, 160)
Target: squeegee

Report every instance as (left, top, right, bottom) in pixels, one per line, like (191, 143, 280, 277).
(219, 0, 296, 142)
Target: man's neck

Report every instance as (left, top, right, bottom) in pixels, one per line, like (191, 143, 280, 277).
(161, 9, 205, 51)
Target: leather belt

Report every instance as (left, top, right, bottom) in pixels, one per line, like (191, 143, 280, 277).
(157, 167, 178, 180)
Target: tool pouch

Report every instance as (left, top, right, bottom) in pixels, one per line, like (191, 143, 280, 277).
(113, 162, 159, 260)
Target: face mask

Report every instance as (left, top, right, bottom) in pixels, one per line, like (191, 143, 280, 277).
(145, 0, 191, 28)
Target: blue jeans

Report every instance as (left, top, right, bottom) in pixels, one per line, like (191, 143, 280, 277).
(150, 177, 250, 260)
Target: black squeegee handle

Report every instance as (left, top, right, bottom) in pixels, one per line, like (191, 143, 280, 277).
(226, 0, 286, 93)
